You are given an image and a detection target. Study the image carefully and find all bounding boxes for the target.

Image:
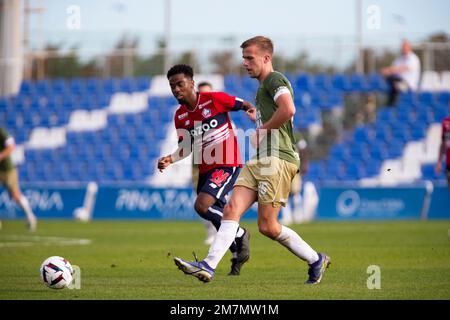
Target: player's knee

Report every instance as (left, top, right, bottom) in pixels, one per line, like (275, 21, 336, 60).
(223, 203, 239, 220)
(11, 189, 21, 203)
(194, 200, 209, 216)
(258, 222, 279, 239)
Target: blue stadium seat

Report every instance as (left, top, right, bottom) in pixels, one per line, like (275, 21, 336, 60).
(352, 127, 373, 143)
(391, 123, 411, 142)
(365, 162, 381, 177)
(397, 100, 416, 111)
(349, 73, 369, 92)
(437, 92, 450, 105)
(329, 144, 349, 162)
(52, 79, 67, 94)
(396, 109, 415, 123)
(369, 142, 388, 160)
(313, 73, 331, 91)
(367, 73, 387, 91)
(295, 74, 313, 91)
(349, 144, 369, 161)
(435, 108, 448, 123)
(418, 92, 435, 106)
(137, 76, 151, 91)
(410, 124, 426, 140)
(224, 75, 239, 91)
(385, 139, 404, 158)
(377, 108, 396, 123)
(36, 80, 52, 94)
(20, 80, 35, 95)
(70, 78, 86, 94)
(242, 77, 258, 91)
(120, 78, 137, 93)
(104, 78, 121, 93)
(326, 91, 343, 109)
(416, 108, 434, 125)
(345, 162, 366, 180)
(421, 163, 445, 181)
(331, 74, 351, 91)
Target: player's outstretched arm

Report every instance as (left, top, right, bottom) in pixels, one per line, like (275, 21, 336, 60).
(242, 101, 257, 122)
(157, 145, 192, 173)
(258, 93, 295, 131)
(0, 142, 15, 161)
(157, 155, 173, 173)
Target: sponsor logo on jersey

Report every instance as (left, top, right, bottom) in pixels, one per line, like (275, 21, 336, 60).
(202, 108, 211, 118)
(198, 100, 212, 109)
(178, 112, 188, 120)
(190, 119, 219, 137)
(184, 120, 190, 126)
(209, 169, 230, 187)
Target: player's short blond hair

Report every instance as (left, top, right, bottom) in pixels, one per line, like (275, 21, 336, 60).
(240, 36, 274, 55)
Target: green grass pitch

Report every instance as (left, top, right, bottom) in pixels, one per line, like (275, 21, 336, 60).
(0, 219, 449, 300)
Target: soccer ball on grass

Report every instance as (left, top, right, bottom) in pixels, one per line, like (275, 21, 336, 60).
(40, 256, 74, 289)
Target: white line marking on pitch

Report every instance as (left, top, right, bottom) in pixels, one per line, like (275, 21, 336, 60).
(0, 235, 92, 247)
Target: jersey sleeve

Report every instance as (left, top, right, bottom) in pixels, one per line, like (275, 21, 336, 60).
(0, 128, 14, 148)
(173, 113, 183, 144)
(211, 92, 243, 112)
(265, 73, 292, 102)
(173, 113, 192, 147)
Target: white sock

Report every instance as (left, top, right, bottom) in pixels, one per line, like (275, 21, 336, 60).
(19, 195, 36, 223)
(236, 227, 245, 238)
(204, 220, 239, 269)
(275, 225, 319, 264)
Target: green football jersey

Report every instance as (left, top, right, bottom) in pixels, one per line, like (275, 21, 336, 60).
(254, 71, 300, 167)
(0, 128, 15, 172)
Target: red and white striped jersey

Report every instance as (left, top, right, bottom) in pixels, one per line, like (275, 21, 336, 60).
(173, 91, 243, 173)
(441, 116, 450, 166)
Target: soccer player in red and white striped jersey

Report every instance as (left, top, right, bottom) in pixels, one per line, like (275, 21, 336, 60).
(435, 116, 450, 187)
(158, 64, 256, 277)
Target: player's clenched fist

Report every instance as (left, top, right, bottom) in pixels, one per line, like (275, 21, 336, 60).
(246, 107, 257, 122)
(157, 155, 173, 172)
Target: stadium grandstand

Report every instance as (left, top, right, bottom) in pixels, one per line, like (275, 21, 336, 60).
(1, 71, 448, 186)
(0, 0, 449, 222)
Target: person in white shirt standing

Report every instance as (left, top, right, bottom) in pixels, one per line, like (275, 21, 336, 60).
(381, 40, 421, 106)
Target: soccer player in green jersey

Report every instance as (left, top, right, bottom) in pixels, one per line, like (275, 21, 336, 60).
(174, 36, 330, 284)
(0, 127, 37, 231)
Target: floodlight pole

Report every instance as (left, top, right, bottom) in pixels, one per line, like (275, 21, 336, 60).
(356, 0, 364, 74)
(163, 0, 171, 73)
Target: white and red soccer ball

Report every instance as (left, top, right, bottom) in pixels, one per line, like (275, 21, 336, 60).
(40, 256, 74, 289)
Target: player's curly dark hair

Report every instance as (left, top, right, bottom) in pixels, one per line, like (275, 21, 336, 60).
(166, 64, 194, 79)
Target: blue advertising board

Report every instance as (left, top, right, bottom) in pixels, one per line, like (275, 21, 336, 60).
(93, 187, 198, 219)
(0, 184, 85, 219)
(428, 185, 450, 219)
(93, 186, 258, 220)
(316, 186, 428, 220)
(0, 184, 258, 220)
(1, 183, 446, 221)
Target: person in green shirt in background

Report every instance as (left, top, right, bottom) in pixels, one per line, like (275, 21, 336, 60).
(0, 127, 37, 231)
